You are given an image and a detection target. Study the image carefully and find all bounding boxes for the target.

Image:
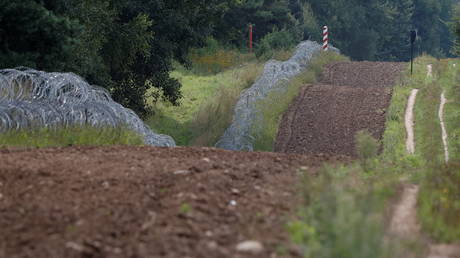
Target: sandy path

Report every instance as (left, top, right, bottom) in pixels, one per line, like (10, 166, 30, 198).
(427, 64, 433, 78)
(389, 184, 421, 238)
(405, 89, 419, 154)
(438, 92, 449, 163)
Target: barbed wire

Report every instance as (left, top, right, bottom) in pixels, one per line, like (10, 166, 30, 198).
(0, 68, 175, 147)
(215, 41, 339, 151)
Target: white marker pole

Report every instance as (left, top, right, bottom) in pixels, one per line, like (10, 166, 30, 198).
(323, 26, 329, 51)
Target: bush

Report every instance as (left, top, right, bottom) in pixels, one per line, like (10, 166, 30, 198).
(288, 166, 397, 258)
(255, 30, 297, 60)
(419, 162, 460, 242)
(189, 38, 256, 74)
(355, 130, 380, 172)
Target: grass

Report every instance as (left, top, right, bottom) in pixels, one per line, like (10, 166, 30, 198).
(0, 126, 143, 148)
(146, 61, 263, 146)
(252, 51, 349, 151)
(288, 163, 403, 258)
(417, 58, 460, 243)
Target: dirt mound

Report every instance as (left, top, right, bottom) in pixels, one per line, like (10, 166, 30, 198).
(0, 146, 347, 258)
(275, 62, 405, 156)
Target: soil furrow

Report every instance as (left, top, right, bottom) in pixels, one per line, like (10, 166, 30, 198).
(275, 62, 404, 156)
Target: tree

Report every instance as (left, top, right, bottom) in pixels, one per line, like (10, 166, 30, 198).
(453, 2, 460, 54)
(0, 0, 81, 71)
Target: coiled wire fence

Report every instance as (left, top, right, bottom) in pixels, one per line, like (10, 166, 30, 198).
(216, 41, 339, 151)
(0, 68, 175, 146)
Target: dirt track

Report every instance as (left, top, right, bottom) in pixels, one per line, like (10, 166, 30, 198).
(0, 146, 346, 258)
(275, 62, 405, 156)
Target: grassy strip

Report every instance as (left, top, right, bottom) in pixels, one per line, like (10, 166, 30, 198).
(381, 66, 418, 169)
(0, 126, 143, 148)
(440, 59, 460, 160)
(417, 58, 460, 243)
(146, 62, 263, 146)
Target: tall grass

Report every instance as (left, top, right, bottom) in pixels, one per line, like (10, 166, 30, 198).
(288, 165, 399, 258)
(188, 38, 257, 75)
(252, 51, 349, 151)
(146, 61, 263, 146)
(417, 58, 460, 243)
(0, 126, 143, 148)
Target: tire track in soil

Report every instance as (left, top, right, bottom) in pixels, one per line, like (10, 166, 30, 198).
(275, 62, 405, 156)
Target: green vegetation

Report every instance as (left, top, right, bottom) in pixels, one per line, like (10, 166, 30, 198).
(0, 126, 143, 148)
(417, 58, 460, 243)
(2, 0, 458, 119)
(355, 131, 380, 172)
(179, 203, 192, 214)
(253, 51, 349, 151)
(288, 165, 399, 258)
(454, 4, 460, 54)
(146, 60, 263, 146)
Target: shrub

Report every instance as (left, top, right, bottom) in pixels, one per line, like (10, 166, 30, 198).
(419, 162, 460, 242)
(189, 38, 255, 74)
(288, 166, 396, 258)
(255, 29, 297, 60)
(355, 130, 380, 172)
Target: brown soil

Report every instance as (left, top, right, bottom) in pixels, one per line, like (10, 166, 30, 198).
(321, 61, 405, 88)
(0, 146, 346, 258)
(275, 62, 405, 156)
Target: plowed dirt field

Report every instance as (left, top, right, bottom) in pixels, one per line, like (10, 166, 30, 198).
(275, 62, 405, 156)
(0, 146, 346, 258)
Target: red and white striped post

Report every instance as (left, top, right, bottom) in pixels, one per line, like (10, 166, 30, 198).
(322, 26, 329, 51)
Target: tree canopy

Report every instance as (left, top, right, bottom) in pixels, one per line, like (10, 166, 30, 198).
(1, 0, 458, 116)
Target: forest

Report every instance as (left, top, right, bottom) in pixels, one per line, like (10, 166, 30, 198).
(1, 0, 460, 116)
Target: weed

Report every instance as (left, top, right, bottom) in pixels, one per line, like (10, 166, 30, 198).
(179, 203, 192, 214)
(416, 58, 460, 242)
(289, 166, 398, 258)
(355, 130, 379, 172)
